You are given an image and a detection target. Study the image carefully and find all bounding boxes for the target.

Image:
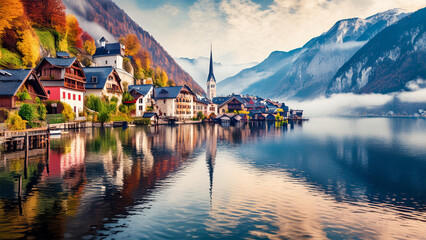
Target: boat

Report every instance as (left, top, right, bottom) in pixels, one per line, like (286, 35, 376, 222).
(49, 128, 62, 135)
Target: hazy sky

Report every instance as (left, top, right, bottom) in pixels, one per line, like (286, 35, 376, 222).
(113, 0, 425, 64)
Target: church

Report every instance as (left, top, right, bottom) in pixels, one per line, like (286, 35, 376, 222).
(206, 45, 216, 100)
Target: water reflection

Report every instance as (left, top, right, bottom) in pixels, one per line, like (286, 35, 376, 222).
(0, 118, 425, 239)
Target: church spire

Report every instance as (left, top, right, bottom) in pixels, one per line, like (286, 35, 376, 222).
(207, 44, 216, 82)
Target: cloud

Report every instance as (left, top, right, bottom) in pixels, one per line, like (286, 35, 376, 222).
(113, 0, 425, 64)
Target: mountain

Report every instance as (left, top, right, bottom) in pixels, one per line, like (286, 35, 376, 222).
(218, 9, 408, 99)
(328, 7, 426, 94)
(174, 57, 257, 91)
(62, 0, 205, 95)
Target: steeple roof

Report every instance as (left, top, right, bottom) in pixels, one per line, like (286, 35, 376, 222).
(207, 45, 216, 82)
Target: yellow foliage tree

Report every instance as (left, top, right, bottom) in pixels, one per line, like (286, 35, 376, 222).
(83, 39, 96, 55)
(17, 29, 40, 67)
(58, 37, 68, 51)
(62, 102, 75, 121)
(159, 69, 168, 87)
(5, 112, 26, 130)
(0, 0, 24, 37)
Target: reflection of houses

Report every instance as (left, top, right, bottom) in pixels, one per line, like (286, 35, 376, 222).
(128, 84, 154, 117)
(36, 54, 86, 116)
(0, 69, 48, 109)
(83, 67, 123, 102)
(154, 85, 197, 119)
(48, 135, 86, 176)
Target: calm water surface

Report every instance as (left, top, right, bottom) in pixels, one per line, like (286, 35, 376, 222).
(1, 118, 426, 239)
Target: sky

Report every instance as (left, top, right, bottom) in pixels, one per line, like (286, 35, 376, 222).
(112, 0, 425, 64)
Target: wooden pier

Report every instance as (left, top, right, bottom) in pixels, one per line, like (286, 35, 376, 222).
(1, 128, 50, 152)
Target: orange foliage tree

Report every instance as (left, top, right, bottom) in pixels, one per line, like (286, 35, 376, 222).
(120, 34, 141, 56)
(66, 14, 83, 48)
(0, 0, 24, 38)
(21, 0, 66, 32)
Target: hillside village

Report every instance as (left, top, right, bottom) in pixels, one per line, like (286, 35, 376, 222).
(0, 36, 303, 130)
(0, 0, 302, 130)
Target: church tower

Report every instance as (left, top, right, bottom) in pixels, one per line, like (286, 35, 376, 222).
(207, 45, 216, 100)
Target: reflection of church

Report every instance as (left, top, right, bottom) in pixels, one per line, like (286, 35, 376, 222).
(205, 124, 218, 204)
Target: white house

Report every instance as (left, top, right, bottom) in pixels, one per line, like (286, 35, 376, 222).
(128, 84, 154, 117)
(83, 66, 123, 103)
(154, 85, 197, 119)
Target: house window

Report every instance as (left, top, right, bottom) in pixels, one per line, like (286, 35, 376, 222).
(139, 106, 143, 110)
(47, 90, 50, 95)
(114, 60, 117, 64)
(163, 100, 166, 104)
(63, 92, 66, 99)
(139, 99, 143, 103)
(78, 95, 81, 101)
(73, 94, 76, 100)
(92, 76, 97, 83)
(74, 106, 76, 113)
(105, 60, 108, 64)
(68, 93, 71, 99)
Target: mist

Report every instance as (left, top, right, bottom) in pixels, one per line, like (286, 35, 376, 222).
(286, 82, 426, 117)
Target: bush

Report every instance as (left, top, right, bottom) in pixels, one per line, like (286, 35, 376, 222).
(0, 108, 10, 122)
(110, 96, 119, 103)
(37, 103, 47, 120)
(108, 102, 117, 114)
(134, 118, 150, 125)
(119, 104, 128, 113)
(18, 103, 38, 122)
(16, 87, 31, 101)
(97, 110, 111, 124)
(275, 115, 284, 121)
(62, 102, 75, 121)
(6, 113, 27, 130)
(122, 91, 134, 104)
(85, 94, 104, 112)
(146, 105, 153, 112)
(196, 111, 205, 120)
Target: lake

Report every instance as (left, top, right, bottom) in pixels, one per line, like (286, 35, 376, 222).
(1, 118, 426, 239)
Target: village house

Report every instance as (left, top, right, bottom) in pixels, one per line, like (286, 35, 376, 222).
(214, 95, 247, 114)
(35, 54, 86, 117)
(154, 85, 196, 119)
(83, 67, 123, 103)
(128, 84, 154, 117)
(93, 37, 134, 89)
(0, 69, 48, 109)
(194, 98, 208, 117)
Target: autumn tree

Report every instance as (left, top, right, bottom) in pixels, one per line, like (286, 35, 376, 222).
(81, 32, 94, 42)
(154, 67, 168, 87)
(120, 34, 141, 56)
(0, 0, 24, 38)
(66, 14, 83, 48)
(21, 0, 66, 32)
(83, 39, 96, 55)
(17, 29, 40, 67)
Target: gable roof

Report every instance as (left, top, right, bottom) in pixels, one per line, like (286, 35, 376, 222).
(83, 67, 115, 89)
(56, 51, 70, 58)
(142, 112, 158, 118)
(0, 69, 47, 97)
(154, 85, 195, 99)
(43, 57, 77, 68)
(128, 84, 153, 96)
(93, 43, 123, 57)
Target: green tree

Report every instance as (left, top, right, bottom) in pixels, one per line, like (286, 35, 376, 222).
(97, 110, 111, 125)
(37, 103, 47, 120)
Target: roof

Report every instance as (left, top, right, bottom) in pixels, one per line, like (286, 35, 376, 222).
(212, 96, 230, 105)
(207, 46, 216, 82)
(56, 52, 70, 58)
(154, 85, 195, 99)
(0, 69, 32, 96)
(83, 67, 115, 89)
(128, 84, 153, 96)
(99, 37, 107, 42)
(142, 112, 157, 118)
(93, 43, 123, 57)
(43, 57, 77, 68)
